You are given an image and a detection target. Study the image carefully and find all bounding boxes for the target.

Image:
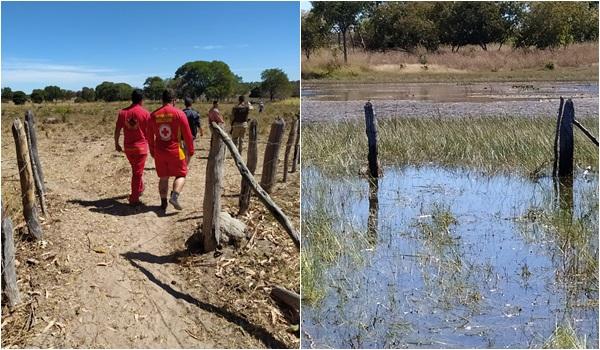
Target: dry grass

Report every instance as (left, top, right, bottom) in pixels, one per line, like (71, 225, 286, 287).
(302, 42, 599, 82)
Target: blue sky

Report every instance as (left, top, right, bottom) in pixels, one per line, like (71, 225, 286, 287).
(1, 1, 299, 93)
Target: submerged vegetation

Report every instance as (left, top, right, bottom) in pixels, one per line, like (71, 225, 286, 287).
(302, 115, 599, 177)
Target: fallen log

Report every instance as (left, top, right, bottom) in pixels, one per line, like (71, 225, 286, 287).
(270, 285, 300, 311)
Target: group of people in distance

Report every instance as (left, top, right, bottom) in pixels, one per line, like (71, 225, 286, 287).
(114, 88, 254, 213)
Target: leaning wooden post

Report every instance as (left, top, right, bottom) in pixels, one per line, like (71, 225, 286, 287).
(553, 99, 574, 178)
(239, 119, 258, 215)
(25, 111, 45, 191)
(283, 117, 298, 182)
(260, 118, 286, 193)
(12, 119, 43, 240)
(365, 101, 379, 179)
(201, 125, 226, 252)
(211, 122, 300, 249)
(573, 119, 599, 147)
(2, 204, 21, 308)
(291, 115, 300, 173)
(24, 120, 47, 216)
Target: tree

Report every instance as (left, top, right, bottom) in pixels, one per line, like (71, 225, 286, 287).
(143, 76, 165, 100)
(260, 68, 291, 101)
(30, 89, 46, 103)
(43, 85, 63, 102)
(302, 11, 327, 59)
(312, 1, 368, 63)
(174, 60, 237, 100)
(12, 91, 28, 105)
(95, 81, 133, 102)
(1, 87, 13, 103)
(79, 87, 95, 102)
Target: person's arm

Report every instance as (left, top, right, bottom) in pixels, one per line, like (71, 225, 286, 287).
(147, 116, 155, 158)
(114, 113, 123, 152)
(196, 111, 203, 137)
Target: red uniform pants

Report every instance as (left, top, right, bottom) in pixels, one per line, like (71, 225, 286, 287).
(126, 152, 147, 203)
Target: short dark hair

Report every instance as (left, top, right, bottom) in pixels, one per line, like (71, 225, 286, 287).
(238, 95, 245, 103)
(184, 97, 193, 107)
(213, 100, 218, 105)
(131, 89, 144, 104)
(162, 89, 175, 104)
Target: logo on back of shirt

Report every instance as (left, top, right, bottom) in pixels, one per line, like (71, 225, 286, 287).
(159, 124, 172, 141)
(126, 116, 139, 130)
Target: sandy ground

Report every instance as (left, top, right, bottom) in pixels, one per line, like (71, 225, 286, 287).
(1, 115, 299, 348)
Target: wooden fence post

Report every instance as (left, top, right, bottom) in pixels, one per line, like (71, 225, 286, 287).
(12, 119, 43, 240)
(2, 204, 21, 308)
(260, 118, 286, 193)
(24, 119, 47, 216)
(367, 179, 379, 245)
(201, 126, 226, 252)
(552, 97, 565, 178)
(283, 117, 298, 182)
(365, 101, 379, 179)
(291, 115, 300, 173)
(553, 99, 574, 178)
(25, 111, 45, 190)
(210, 122, 300, 249)
(239, 119, 258, 215)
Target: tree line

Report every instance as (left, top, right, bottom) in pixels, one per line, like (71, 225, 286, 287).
(1, 61, 298, 105)
(302, 1, 599, 61)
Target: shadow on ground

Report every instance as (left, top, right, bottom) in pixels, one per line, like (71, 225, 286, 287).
(68, 195, 177, 217)
(121, 252, 288, 348)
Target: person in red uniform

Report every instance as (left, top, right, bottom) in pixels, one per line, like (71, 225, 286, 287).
(114, 89, 150, 205)
(147, 89, 195, 211)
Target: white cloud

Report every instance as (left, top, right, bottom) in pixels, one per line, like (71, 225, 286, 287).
(193, 45, 225, 50)
(1, 58, 149, 91)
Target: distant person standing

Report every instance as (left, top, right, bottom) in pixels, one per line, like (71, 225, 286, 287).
(231, 95, 252, 152)
(147, 89, 195, 211)
(114, 89, 150, 205)
(208, 100, 225, 125)
(183, 97, 202, 139)
(258, 100, 264, 113)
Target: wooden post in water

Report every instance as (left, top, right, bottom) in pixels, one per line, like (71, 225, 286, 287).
(365, 101, 379, 179)
(12, 119, 43, 240)
(2, 204, 21, 308)
(260, 118, 286, 193)
(553, 98, 574, 178)
(25, 111, 45, 190)
(291, 115, 300, 173)
(283, 117, 298, 182)
(552, 97, 565, 178)
(239, 119, 258, 215)
(367, 179, 379, 245)
(201, 126, 226, 252)
(24, 119, 47, 216)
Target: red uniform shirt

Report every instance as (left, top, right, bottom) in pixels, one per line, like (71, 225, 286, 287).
(148, 104, 195, 159)
(116, 104, 150, 154)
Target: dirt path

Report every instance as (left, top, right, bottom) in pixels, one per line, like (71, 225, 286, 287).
(2, 122, 298, 348)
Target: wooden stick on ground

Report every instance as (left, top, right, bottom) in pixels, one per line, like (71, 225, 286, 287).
(270, 285, 300, 311)
(210, 122, 300, 249)
(12, 119, 42, 240)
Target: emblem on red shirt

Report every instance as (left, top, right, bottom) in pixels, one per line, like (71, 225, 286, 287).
(126, 117, 139, 129)
(159, 124, 172, 141)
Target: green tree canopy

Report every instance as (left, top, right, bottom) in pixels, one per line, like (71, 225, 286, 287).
(79, 87, 96, 102)
(95, 81, 133, 102)
(260, 68, 291, 101)
(312, 1, 368, 63)
(302, 11, 328, 59)
(143, 76, 166, 100)
(174, 60, 237, 100)
(1, 87, 13, 103)
(30, 89, 46, 103)
(12, 91, 28, 105)
(43, 85, 64, 102)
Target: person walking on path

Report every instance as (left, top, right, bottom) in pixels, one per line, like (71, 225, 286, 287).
(147, 89, 195, 211)
(208, 100, 225, 125)
(114, 89, 150, 205)
(231, 95, 252, 152)
(182, 97, 202, 139)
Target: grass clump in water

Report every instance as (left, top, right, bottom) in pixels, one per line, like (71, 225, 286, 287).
(302, 116, 598, 177)
(543, 323, 586, 349)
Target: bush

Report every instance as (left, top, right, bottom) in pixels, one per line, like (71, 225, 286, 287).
(12, 91, 28, 105)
